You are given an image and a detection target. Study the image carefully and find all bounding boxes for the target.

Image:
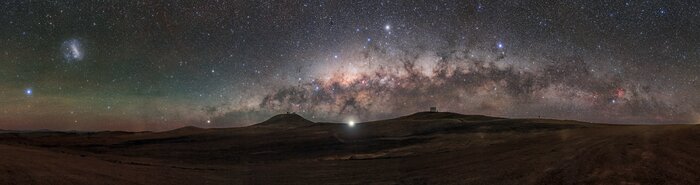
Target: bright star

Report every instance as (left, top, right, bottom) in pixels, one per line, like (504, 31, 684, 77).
(384, 24, 391, 31)
(496, 42, 504, 49)
(25, 88, 32, 96)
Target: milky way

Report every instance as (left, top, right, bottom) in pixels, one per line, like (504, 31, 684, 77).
(0, 1, 698, 131)
(216, 41, 695, 126)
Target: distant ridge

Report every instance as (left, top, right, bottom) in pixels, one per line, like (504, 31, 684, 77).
(158, 126, 208, 136)
(254, 113, 315, 128)
(167, 126, 204, 132)
(395, 111, 503, 121)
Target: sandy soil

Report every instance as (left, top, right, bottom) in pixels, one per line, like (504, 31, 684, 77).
(1, 112, 698, 184)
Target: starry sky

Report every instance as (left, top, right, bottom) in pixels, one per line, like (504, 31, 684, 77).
(1, 1, 698, 131)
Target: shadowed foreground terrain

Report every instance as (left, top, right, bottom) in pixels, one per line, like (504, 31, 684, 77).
(1, 112, 699, 184)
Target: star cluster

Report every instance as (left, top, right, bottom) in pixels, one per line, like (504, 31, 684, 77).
(0, 1, 698, 131)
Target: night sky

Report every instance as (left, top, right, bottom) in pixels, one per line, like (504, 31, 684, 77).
(1, 1, 698, 131)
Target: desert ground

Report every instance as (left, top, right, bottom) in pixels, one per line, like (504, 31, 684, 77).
(1, 112, 699, 184)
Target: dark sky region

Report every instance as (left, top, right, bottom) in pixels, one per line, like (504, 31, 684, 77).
(0, 1, 698, 131)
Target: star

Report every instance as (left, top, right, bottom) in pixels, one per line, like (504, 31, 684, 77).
(24, 88, 32, 96)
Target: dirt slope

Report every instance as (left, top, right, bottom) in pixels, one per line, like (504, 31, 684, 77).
(0, 112, 698, 184)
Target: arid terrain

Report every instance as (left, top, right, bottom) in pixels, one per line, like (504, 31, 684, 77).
(1, 112, 699, 184)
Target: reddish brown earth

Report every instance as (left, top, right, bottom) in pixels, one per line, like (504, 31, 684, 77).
(1, 112, 699, 184)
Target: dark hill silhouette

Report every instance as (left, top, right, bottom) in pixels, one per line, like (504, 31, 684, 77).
(163, 126, 206, 134)
(394, 111, 503, 121)
(254, 113, 315, 128)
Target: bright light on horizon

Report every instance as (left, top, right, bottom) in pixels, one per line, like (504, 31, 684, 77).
(348, 121, 355, 127)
